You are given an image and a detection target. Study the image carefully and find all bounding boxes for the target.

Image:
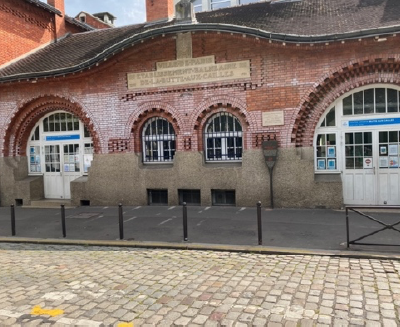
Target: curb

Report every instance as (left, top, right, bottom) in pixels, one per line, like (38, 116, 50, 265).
(0, 237, 399, 260)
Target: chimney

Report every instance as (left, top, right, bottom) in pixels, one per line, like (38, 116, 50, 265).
(47, 0, 66, 39)
(146, 0, 175, 23)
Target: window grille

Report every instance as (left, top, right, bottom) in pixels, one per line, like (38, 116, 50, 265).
(142, 117, 176, 162)
(204, 112, 243, 161)
(43, 112, 80, 132)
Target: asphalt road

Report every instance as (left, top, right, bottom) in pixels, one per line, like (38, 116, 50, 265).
(0, 205, 399, 253)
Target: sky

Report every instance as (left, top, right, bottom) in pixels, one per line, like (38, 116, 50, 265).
(64, 0, 146, 26)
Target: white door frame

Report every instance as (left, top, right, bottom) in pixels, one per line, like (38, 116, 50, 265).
(28, 111, 93, 200)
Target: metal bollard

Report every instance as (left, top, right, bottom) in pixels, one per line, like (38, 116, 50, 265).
(119, 203, 124, 240)
(10, 204, 15, 236)
(346, 207, 349, 248)
(257, 201, 262, 245)
(183, 202, 188, 242)
(61, 204, 66, 238)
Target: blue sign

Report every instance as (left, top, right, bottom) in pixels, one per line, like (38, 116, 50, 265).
(348, 118, 400, 127)
(46, 134, 80, 141)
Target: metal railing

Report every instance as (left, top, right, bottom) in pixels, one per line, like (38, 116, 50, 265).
(346, 206, 400, 248)
(9, 202, 265, 245)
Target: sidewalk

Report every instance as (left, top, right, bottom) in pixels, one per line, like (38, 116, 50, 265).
(0, 205, 399, 256)
(0, 242, 399, 326)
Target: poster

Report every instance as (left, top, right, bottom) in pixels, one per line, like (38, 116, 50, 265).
(327, 146, 335, 158)
(69, 164, 75, 172)
(327, 159, 336, 170)
(379, 156, 389, 168)
(388, 144, 398, 156)
(317, 159, 325, 170)
(64, 164, 69, 172)
(389, 156, 399, 168)
(363, 157, 373, 169)
(380, 146, 387, 155)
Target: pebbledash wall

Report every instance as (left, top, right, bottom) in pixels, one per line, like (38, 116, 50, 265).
(2, 25, 400, 207)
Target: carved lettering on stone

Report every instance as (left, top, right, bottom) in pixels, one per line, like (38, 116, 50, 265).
(262, 111, 284, 126)
(127, 55, 251, 89)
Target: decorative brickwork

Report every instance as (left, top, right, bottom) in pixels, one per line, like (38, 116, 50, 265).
(253, 133, 278, 148)
(292, 56, 400, 147)
(108, 138, 130, 153)
(192, 98, 250, 152)
(183, 137, 192, 151)
(3, 95, 100, 157)
(130, 104, 181, 153)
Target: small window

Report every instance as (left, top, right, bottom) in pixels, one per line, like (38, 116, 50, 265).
(142, 117, 176, 163)
(204, 112, 243, 161)
(320, 107, 335, 127)
(193, 0, 202, 12)
(211, 0, 230, 9)
(212, 190, 236, 206)
(148, 189, 168, 205)
(179, 189, 201, 205)
(343, 88, 400, 115)
(345, 132, 372, 169)
(316, 133, 337, 171)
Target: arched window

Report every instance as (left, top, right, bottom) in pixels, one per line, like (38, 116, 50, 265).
(142, 117, 176, 162)
(204, 112, 243, 161)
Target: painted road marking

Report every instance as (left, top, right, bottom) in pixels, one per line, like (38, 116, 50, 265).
(198, 211, 203, 213)
(31, 305, 64, 317)
(204, 207, 210, 210)
(239, 207, 246, 211)
(117, 323, 134, 327)
(168, 206, 175, 210)
(124, 217, 137, 223)
(197, 220, 205, 226)
(159, 218, 172, 225)
(103, 207, 108, 209)
(42, 291, 76, 301)
(156, 213, 161, 216)
(133, 206, 141, 210)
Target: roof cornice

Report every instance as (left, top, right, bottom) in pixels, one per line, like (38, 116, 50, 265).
(23, 0, 62, 16)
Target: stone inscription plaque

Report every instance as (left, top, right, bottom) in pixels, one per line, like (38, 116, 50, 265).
(262, 111, 284, 127)
(127, 55, 250, 90)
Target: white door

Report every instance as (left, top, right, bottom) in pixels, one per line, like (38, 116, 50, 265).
(343, 130, 400, 205)
(44, 143, 81, 199)
(44, 145, 63, 199)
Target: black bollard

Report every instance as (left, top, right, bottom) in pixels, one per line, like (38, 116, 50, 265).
(61, 204, 66, 238)
(119, 203, 124, 240)
(11, 204, 15, 236)
(183, 202, 188, 242)
(257, 201, 262, 245)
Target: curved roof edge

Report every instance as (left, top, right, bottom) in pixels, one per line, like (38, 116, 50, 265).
(2, 22, 400, 83)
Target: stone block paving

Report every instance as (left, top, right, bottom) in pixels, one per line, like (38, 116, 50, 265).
(0, 243, 399, 326)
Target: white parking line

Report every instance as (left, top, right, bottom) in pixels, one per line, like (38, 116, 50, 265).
(124, 216, 137, 223)
(159, 218, 172, 225)
(103, 207, 108, 209)
(198, 211, 203, 213)
(204, 207, 210, 211)
(168, 206, 175, 210)
(156, 213, 161, 216)
(197, 220, 205, 226)
(239, 207, 246, 211)
(133, 206, 141, 210)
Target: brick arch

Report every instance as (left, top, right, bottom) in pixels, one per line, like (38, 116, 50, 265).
(129, 103, 181, 153)
(190, 96, 251, 132)
(3, 95, 101, 157)
(291, 56, 400, 147)
(191, 97, 251, 152)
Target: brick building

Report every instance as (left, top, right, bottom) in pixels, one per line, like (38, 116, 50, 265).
(0, 0, 399, 208)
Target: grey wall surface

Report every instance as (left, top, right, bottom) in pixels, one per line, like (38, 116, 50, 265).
(0, 148, 343, 208)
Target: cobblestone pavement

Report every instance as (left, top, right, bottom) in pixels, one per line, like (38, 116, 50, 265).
(0, 243, 399, 326)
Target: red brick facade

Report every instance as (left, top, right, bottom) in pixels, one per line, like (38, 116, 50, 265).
(146, 0, 175, 22)
(0, 0, 54, 65)
(1, 32, 399, 158)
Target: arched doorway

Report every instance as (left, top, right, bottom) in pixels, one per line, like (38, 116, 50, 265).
(27, 111, 93, 199)
(315, 84, 400, 205)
